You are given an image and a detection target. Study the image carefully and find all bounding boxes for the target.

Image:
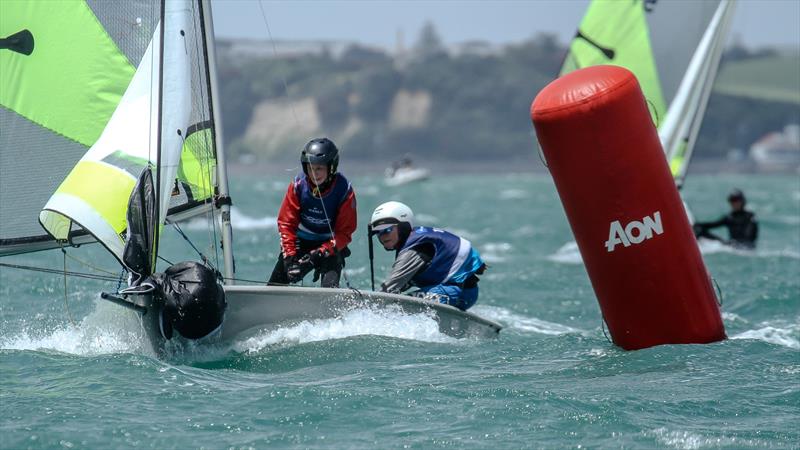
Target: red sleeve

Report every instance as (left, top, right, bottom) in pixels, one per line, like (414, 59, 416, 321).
(319, 187, 357, 255)
(277, 181, 301, 257)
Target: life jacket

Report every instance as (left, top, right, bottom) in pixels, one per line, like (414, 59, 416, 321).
(294, 173, 351, 241)
(400, 227, 484, 288)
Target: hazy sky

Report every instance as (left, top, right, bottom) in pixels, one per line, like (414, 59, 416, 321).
(211, 0, 800, 50)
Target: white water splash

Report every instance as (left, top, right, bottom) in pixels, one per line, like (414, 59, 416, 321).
(182, 206, 277, 231)
(231, 306, 454, 353)
(480, 242, 512, 263)
(647, 428, 767, 449)
(721, 311, 748, 323)
(0, 300, 150, 356)
(698, 238, 800, 259)
(547, 241, 583, 265)
(343, 266, 367, 276)
(731, 324, 800, 349)
(475, 305, 583, 335)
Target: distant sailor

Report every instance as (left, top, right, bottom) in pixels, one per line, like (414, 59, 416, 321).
(693, 188, 758, 249)
(268, 138, 357, 287)
(369, 201, 486, 311)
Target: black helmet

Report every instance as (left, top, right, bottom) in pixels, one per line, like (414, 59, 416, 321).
(301, 138, 339, 180)
(727, 188, 746, 204)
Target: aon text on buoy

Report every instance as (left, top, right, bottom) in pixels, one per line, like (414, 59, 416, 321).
(605, 211, 663, 252)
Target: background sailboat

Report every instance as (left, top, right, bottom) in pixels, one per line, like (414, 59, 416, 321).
(560, 0, 735, 188)
(0, 0, 499, 356)
(550, 0, 735, 263)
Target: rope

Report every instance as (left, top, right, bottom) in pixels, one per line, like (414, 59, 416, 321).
(116, 269, 128, 292)
(158, 255, 175, 266)
(0, 262, 119, 282)
(191, 3, 222, 271)
(255, 0, 357, 290)
(307, 172, 355, 289)
(61, 249, 119, 276)
(712, 277, 724, 306)
(257, 0, 300, 126)
(61, 249, 78, 327)
(600, 314, 612, 344)
(170, 222, 215, 269)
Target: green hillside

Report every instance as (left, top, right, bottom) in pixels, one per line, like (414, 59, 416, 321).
(216, 35, 800, 163)
(714, 53, 800, 104)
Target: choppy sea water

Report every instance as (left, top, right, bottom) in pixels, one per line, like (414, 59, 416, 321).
(1, 173, 798, 449)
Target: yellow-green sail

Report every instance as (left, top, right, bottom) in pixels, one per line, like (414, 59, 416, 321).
(560, 0, 666, 127)
(1, 0, 218, 258)
(560, 0, 726, 185)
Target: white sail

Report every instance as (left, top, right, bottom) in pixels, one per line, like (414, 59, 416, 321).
(561, 0, 731, 185)
(39, 1, 191, 262)
(1, 1, 219, 257)
(660, 0, 736, 186)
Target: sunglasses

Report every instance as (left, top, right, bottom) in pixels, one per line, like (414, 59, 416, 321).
(376, 225, 394, 236)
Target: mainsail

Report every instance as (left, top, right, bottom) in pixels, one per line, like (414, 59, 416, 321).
(560, 0, 734, 186)
(0, 0, 219, 259)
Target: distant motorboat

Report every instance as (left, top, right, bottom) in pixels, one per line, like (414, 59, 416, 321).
(385, 158, 430, 186)
(750, 124, 800, 172)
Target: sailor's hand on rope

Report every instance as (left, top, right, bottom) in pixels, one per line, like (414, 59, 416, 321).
(308, 247, 331, 265)
(285, 255, 309, 283)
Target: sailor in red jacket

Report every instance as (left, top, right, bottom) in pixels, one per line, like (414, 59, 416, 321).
(268, 138, 357, 287)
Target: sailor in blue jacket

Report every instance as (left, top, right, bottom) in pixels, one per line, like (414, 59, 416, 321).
(369, 201, 486, 311)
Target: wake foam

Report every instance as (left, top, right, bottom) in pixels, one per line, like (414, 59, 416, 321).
(698, 239, 800, 259)
(0, 300, 150, 356)
(647, 427, 767, 449)
(475, 305, 583, 335)
(231, 306, 455, 354)
(547, 241, 583, 265)
(731, 324, 800, 349)
(479, 242, 512, 263)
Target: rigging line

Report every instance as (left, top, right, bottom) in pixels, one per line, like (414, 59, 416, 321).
(61, 249, 78, 327)
(170, 221, 217, 269)
(308, 174, 355, 289)
(158, 255, 175, 266)
(257, 0, 300, 126)
(60, 249, 119, 276)
(225, 276, 277, 285)
(0, 262, 120, 282)
(189, 0, 221, 270)
(116, 268, 128, 292)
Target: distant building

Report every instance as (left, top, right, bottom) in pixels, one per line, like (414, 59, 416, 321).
(749, 124, 800, 172)
(217, 38, 366, 60)
(446, 40, 502, 57)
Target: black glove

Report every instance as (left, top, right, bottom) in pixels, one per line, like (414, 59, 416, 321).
(285, 254, 313, 284)
(306, 247, 333, 282)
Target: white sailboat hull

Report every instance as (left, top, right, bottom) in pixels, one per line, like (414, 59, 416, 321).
(135, 285, 501, 355)
(385, 167, 430, 186)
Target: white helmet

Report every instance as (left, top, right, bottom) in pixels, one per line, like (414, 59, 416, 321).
(370, 201, 414, 232)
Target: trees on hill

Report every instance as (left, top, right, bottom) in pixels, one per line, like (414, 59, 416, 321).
(216, 25, 798, 164)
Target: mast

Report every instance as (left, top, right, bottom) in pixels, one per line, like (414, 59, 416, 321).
(200, 0, 235, 283)
(674, 0, 736, 186)
(153, 0, 166, 270)
(659, 0, 733, 176)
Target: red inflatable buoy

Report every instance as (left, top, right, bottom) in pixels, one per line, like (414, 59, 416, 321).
(531, 65, 725, 350)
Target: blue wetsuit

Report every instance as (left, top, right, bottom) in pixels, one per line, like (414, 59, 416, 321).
(382, 227, 485, 310)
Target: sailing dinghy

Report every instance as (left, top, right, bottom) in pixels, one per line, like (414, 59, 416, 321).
(560, 0, 736, 188)
(0, 0, 500, 356)
(551, 0, 736, 260)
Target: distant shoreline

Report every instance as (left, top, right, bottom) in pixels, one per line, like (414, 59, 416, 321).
(227, 156, 799, 177)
